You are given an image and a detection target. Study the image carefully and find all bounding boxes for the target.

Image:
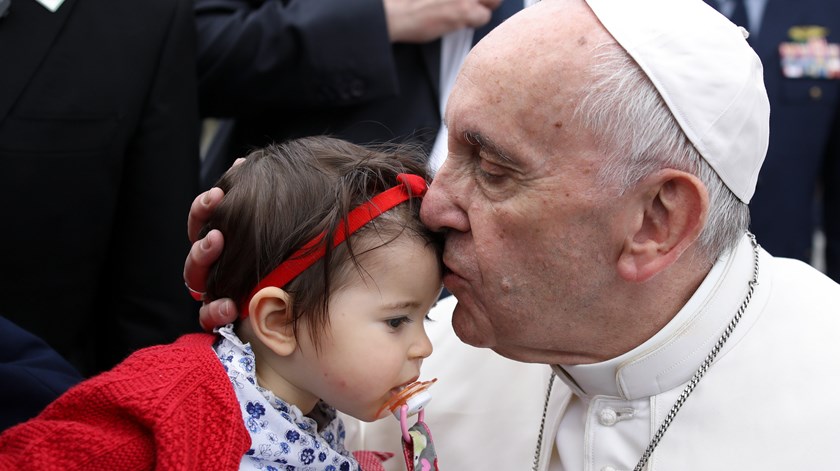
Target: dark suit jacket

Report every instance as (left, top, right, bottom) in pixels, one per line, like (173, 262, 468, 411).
(710, 0, 840, 281)
(0, 0, 201, 375)
(196, 0, 520, 188)
(0, 316, 82, 431)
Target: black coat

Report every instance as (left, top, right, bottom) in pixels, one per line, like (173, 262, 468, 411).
(0, 0, 201, 375)
(196, 0, 520, 187)
(0, 316, 82, 431)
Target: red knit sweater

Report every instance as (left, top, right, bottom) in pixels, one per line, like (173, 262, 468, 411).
(0, 334, 251, 470)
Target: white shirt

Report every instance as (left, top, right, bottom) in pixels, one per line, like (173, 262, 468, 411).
(428, 29, 474, 173)
(546, 234, 840, 470)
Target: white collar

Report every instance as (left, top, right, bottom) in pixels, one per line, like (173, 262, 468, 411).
(554, 234, 769, 400)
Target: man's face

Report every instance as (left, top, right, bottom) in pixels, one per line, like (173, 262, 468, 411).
(421, 0, 631, 365)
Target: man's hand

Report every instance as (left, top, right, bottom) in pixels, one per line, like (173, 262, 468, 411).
(384, 0, 502, 43)
(185, 187, 239, 331)
(187, 187, 223, 244)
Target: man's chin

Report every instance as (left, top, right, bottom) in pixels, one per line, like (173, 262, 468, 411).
(450, 303, 495, 348)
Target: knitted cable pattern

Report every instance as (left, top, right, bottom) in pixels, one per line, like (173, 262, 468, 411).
(0, 334, 250, 471)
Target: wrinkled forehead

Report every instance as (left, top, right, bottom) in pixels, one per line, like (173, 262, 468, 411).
(445, 0, 611, 151)
(466, 0, 608, 83)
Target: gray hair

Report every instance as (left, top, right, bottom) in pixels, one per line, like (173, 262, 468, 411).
(574, 44, 749, 263)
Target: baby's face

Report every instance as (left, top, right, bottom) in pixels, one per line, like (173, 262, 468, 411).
(291, 232, 442, 422)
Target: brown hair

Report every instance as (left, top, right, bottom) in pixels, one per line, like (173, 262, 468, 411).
(200, 136, 442, 347)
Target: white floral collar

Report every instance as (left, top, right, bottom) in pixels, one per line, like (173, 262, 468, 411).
(214, 324, 358, 470)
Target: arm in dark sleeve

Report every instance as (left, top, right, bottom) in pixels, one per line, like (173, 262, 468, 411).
(196, 0, 400, 116)
(0, 317, 82, 432)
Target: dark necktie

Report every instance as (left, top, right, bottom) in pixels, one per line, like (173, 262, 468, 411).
(729, 0, 749, 31)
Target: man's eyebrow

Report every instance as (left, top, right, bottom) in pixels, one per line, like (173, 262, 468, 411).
(464, 131, 514, 165)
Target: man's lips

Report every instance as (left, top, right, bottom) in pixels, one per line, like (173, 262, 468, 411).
(442, 255, 464, 279)
(442, 271, 462, 289)
(442, 261, 468, 290)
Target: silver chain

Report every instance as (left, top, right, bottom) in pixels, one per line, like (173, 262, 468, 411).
(530, 234, 760, 471)
(633, 233, 760, 471)
(532, 371, 557, 471)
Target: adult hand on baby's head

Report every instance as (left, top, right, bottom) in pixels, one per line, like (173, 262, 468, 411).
(185, 187, 240, 331)
(187, 187, 224, 244)
(187, 158, 246, 244)
(198, 298, 239, 332)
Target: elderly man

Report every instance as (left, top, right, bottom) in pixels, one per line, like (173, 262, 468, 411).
(186, 0, 840, 469)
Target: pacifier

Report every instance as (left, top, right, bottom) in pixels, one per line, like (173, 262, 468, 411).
(376, 379, 437, 443)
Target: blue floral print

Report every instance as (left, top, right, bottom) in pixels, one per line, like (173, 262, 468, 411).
(214, 325, 358, 471)
(239, 355, 255, 372)
(247, 402, 266, 418)
(300, 448, 316, 465)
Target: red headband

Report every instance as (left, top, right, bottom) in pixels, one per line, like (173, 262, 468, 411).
(241, 173, 428, 318)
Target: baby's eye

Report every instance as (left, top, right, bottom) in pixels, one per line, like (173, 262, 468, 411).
(386, 317, 411, 329)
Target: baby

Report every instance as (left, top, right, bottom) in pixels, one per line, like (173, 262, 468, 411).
(0, 136, 443, 471)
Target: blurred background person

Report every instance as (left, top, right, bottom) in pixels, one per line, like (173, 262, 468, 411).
(0, 0, 201, 376)
(709, 0, 840, 281)
(196, 0, 525, 188)
(0, 316, 82, 431)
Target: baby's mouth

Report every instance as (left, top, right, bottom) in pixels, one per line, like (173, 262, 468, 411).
(377, 378, 438, 418)
(393, 377, 419, 393)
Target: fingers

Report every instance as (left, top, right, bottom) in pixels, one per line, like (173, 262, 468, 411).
(187, 187, 225, 243)
(477, 0, 502, 9)
(458, 0, 500, 29)
(187, 158, 245, 241)
(184, 229, 224, 295)
(198, 298, 240, 332)
(464, 2, 494, 28)
(188, 157, 245, 333)
(384, 0, 497, 43)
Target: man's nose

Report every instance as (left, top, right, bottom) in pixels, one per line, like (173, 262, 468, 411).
(420, 163, 470, 233)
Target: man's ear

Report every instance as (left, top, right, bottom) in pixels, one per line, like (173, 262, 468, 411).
(617, 169, 709, 282)
(247, 287, 297, 356)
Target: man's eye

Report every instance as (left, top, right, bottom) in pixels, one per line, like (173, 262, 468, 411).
(477, 158, 507, 182)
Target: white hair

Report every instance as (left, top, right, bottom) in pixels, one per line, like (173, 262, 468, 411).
(573, 44, 749, 263)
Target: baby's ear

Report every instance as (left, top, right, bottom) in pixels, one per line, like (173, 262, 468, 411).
(247, 287, 297, 356)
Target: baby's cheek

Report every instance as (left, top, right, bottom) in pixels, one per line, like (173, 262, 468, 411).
(323, 369, 366, 398)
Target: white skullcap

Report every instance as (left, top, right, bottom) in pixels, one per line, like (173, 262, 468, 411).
(584, 0, 769, 203)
